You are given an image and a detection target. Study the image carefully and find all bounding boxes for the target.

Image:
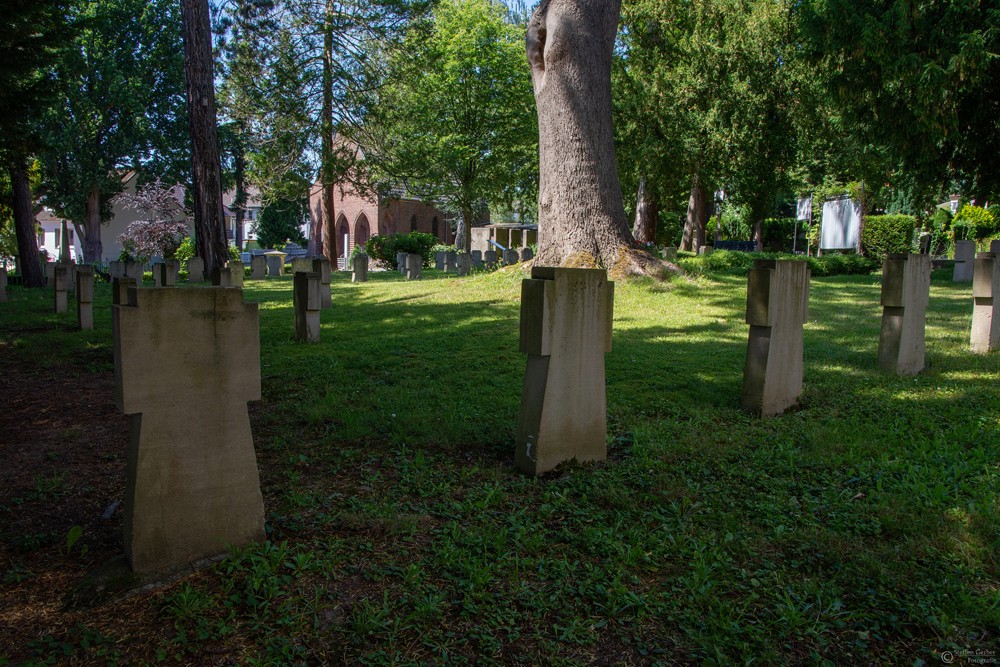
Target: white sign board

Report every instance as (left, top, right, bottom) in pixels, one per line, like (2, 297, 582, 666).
(820, 199, 862, 250)
(796, 197, 812, 221)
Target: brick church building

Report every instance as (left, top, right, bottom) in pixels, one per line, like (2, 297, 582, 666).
(308, 180, 459, 263)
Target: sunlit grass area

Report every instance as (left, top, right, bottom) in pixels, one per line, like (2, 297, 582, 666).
(0, 265, 997, 664)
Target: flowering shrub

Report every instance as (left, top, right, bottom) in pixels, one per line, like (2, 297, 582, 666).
(114, 179, 190, 260)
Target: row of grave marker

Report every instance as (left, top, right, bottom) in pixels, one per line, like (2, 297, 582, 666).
(9, 249, 998, 575)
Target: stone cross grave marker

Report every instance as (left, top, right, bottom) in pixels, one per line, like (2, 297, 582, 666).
(187, 257, 205, 282)
(954, 240, 976, 282)
(877, 253, 930, 375)
(515, 267, 614, 475)
(456, 252, 471, 276)
(75, 266, 95, 330)
(406, 253, 422, 280)
(291, 257, 313, 275)
(741, 259, 809, 417)
(971, 252, 1000, 354)
(294, 271, 321, 342)
(251, 255, 267, 279)
(313, 257, 332, 307)
(112, 276, 136, 306)
(113, 287, 265, 572)
(352, 253, 369, 283)
(265, 252, 285, 277)
(53, 263, 70, 313)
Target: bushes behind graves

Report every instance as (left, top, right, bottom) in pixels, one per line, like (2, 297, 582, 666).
(365, 232, 438, 268)
(676, 249, 877, 277)
(952, 204, 998, 241)
(761, 217, 798, 251)
(861, 215, 915, 262)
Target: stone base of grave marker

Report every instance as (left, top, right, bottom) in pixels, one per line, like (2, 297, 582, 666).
(352, 253, 369, 283)
(406, 253, 422, 280)
(503, 249, 519, 265)
(53, 264, 70, 313)
(472, 250, 482, 263)
(187, 257, 205, 282)
(741, 260, 809, 417)
(484, 250, 498, 267)
(114, 288, 264, 573)
(954, 240, 976, 282)
(294, 271, 321, 342)
(971, 252, 1000, 353)
(877, 253, 930, 375)
(520, 247, 534, 263)
(515, 267, 614, 475)
(76, 266, 95, 330)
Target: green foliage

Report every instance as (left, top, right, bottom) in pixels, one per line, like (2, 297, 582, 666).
(365, 232, 437, 268)
(677, 249, 877, 277)
(861, 215, 916, 262)
(174, 237, 195, 267)
(256, 199, 307, 250)
(761, 217, 798, 251)
(1, 271, 996, 663)
(356, 0, 538, 234)
(952, 205, 998, 241)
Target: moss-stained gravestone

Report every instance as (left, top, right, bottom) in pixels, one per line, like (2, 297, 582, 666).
(75, 266, 95, 330)
(313, 257, 332, 307)
(351, 253, 369, 283)
(187, 257, 205, 282)
(515, 267, 614, 475)
(294, 271, 321, 342)
(251, 255, 267, 280)
(53, 263, 70, 313)
(406, 253, 422, 280)
(971, 252, 1000, 354)
(113, 287, 265, 573)
(954, 240, 976, 282)
(741, 259, 809, 417)
(877, 254, 930, 374)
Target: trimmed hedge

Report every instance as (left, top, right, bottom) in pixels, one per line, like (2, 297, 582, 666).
(676, 249, 878, 277)
(861, 215, 915, 262)
(365, 232, 438, 268)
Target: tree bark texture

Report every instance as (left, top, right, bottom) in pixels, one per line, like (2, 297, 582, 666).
(459, 208, 473, 253)
(234, 149, 246, 251)
(527, 0, 642, 273)
(631, 177, 658, 244)
(752, 218, 763, 251)
(682, 175, 706, 252)
(79, 184, 103, 263)
(319, 3, 336, 263)
(181, 0, 229, 277)
(9, 160, 44, 287)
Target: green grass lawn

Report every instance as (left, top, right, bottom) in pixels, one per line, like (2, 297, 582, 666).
(1, 265, 997, 665)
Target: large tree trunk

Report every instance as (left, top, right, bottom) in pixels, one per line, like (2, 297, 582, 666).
(181, 0, 229, 277)
(458, 207, 473, 252)
(527, 0, 659, 277)
(78, 184, 103, 263)
(631, 177, 657, 244)
(752, 218, 763, 251)
(234, 147, 246, 252)
(319, 3, 336, 263)
(9, 160, 44, 287)
(682, 175, 706, 252)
